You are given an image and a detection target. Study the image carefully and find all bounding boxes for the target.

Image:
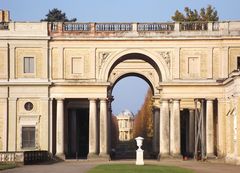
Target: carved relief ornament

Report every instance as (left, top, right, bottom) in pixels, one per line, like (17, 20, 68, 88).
(99, 52, 110, 69)
(159, 51, 171, 68)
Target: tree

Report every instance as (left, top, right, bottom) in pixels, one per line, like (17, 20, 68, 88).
(133, 88, 153, 138)
(172, 5, 219, 22)
(111, 115, 119, 149)
(41, 8, 77, 22)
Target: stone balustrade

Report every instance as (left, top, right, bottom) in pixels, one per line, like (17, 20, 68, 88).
(0, 151, 50, 164)
(49, 22, 219, 33)
(2, 21, 240, 37)
(0, 152, 23, 162)
(0, 22, 9, 30)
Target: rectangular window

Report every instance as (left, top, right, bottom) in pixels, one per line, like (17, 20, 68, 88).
(237, 57, 240, 70)
(24, 57, 34, 73)
(22, 127, 35, 148)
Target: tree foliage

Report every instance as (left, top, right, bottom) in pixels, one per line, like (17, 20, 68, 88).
(111, 115, 119, 148)
(41, 8, 77, 22)
(172, 5, 219, 22)
(133, 88, 153, 138)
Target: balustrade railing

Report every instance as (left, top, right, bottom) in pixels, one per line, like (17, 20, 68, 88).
(0, 152, 24, 162)
(49, 22, 221, 33)
(180, 22, 208, 31)
(0, 151, 50, 164)
(0, 22, 9, 30)
(63, 23, 90, 31)
(212, 22, 219, 31)
(50, 22, 58, 32)
(96, 23, 132, 31)
(138, 23, 174, 31)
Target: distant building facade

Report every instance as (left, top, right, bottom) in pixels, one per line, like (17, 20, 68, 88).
(0, 10, 240, 164)
(116, 110, 134, 141)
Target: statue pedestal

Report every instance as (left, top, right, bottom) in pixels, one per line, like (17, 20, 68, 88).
(136, 149, 144, 165)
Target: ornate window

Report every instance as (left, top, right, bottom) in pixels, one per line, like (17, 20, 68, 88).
(22, 127, 35, 148)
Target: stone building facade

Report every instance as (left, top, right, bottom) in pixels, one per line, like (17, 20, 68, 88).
(0, 10, 240, 164)
(116, 110, 134, 141)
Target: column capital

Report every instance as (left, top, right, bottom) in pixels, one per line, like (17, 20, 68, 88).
(160, 98, 170, 103)
(8, 97, 18, 102)
(206, 98, 215, 102)
(99, 98, 108, 102)
(56, 98, 64, 101)
(89, 98, 97, 101)
(172, 99, 181, 103)
(189, 109, 195, 113)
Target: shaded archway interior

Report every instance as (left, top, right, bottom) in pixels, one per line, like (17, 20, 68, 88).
(108, 53, 162, 82)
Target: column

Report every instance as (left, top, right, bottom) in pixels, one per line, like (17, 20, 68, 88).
(88, 98, 98, 158)
(49, 98, 53, 153)
(99, 98, 109, 158)
(206, 99, 214, 157)
(170, 99, 181, 156)
(188, 109, 195, 155)
(152, 107, 160, 153)
(159, 99, 170, 158)
(56, 98, 64, 157)
(8, 98, 17, 151)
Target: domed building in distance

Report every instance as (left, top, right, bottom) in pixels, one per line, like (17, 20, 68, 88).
(116, 109, 135, 141)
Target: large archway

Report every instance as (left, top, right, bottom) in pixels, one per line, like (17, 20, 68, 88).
(106, 52, 163, 159)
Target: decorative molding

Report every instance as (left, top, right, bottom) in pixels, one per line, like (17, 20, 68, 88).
(159, 51, 171, 69)
(99, 52, 111, 69)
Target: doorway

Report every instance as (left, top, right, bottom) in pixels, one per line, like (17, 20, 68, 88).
(66, 108, 89, 159)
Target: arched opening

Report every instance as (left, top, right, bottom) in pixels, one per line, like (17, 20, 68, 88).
(107, 52, 161, 159)
(110, 76, 154, 159)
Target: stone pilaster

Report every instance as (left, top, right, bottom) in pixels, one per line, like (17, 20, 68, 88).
(217, 99, 226, 157)
(159, 99, 170, 158)
(99, 98, 109, 159)
(88, 98, 98, 158)
(8, 98, 17, 151)
(56, 98, 64, 158)
(152, 106, 160, 154)
(206, 99, 215, 157)
(0, 98, 8, 151)
(170, 99, 181, 157)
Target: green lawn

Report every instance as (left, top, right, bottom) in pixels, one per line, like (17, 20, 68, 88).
(0, 163, 16, 170)
(87, 164, 195, 173)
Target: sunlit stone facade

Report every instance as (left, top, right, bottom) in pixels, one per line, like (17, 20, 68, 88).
(116, 110, 134, 141)
(0, 10, 240, 164)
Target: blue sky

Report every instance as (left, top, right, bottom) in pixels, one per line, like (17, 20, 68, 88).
(1, 0, 240, 22)
(1, 0, 239, 115)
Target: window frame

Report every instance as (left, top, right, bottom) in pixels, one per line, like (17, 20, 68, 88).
(21, 126, 36, 149)
(23, 57, 35, 74)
